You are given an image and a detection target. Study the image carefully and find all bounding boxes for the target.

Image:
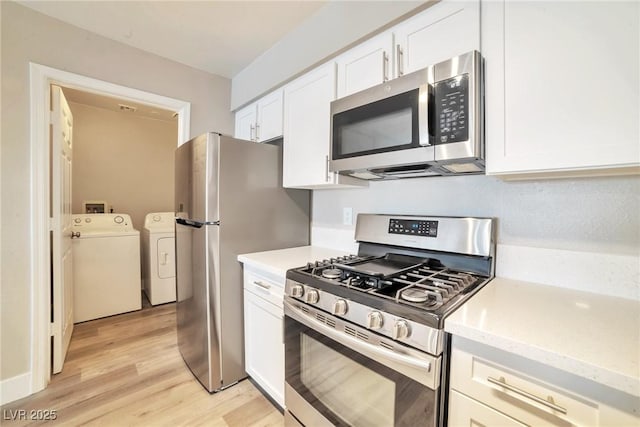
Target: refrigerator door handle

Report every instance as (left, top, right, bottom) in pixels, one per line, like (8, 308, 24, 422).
(176, 218, 220, 228)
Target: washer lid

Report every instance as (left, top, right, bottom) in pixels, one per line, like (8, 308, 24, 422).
(144, 211, 175, 232)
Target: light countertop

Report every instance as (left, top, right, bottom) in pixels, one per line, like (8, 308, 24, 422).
(445, 277, 640, 397)
(237, 246, 351, 278)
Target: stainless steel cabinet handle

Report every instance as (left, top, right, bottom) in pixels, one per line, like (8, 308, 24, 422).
(325, 155, 331, 182)
(253, 280, 271, 290)
(250, 124, 256, 141)
(487, 376, 568, 415)
(396, 44, 404, 76)
(255, 123, 260, 141)
(382, 51, 389, 82)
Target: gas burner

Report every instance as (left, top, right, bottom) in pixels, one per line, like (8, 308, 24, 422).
(400, 288, 429, 303)
(321, 268, 342, 279)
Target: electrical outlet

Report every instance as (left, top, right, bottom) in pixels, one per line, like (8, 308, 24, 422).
(343, 207, 353, 226)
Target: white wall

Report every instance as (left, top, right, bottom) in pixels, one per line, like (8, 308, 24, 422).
(0, 1, 232, 383)
(311, 174, 640, 297)
(312, 175, 640, 255)
(231, 0, 425, 109)
(70, 102, 177, 232)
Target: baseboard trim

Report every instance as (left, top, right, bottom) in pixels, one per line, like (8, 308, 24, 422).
(0, 372, 32, 405)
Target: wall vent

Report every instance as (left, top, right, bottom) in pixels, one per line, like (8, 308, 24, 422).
(118, 104, 137, 112)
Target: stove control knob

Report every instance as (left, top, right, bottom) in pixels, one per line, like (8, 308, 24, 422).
(367, 311, 383, 330)
(290, 284, 304, 298)
(305, 289, 320, 304)
(392, 320, 411, 340)
(333, 299, 348, 316)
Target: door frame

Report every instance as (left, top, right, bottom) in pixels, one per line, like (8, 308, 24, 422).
(29, 63, 191, 393)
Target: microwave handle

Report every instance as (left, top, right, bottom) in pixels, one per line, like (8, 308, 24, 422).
(419, 83, 432, 146)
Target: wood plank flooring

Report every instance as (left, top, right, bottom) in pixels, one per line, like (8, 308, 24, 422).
(1, 302, 284, 426)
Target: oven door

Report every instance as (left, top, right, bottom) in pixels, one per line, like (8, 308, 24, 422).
(284, 298, 441, 427)
(329, 68, 435, 177)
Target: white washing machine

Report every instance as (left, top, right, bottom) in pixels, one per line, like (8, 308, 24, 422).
(142, 212, 176, 305)
(72, 213, 142, 323)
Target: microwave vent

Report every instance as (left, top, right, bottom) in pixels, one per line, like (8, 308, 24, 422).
(440, 163, 483, 173)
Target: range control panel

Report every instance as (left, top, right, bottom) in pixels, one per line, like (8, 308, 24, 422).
(388, 218, 438, 237)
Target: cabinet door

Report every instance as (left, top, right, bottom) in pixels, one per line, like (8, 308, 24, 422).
(243, 289, 284, 408)
(448, 390, 526, 427)
(485, 1, 640, 176)
(256, 89, 283, 142)
(283, 62, 336, 188)
(234, 103, 257, 141)
(336, 32, 394, 98)
(394, 0, 480, 75)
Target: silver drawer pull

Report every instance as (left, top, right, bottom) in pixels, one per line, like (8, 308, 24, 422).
(487, 376, 567, 415)
(253, 280, 271, 290)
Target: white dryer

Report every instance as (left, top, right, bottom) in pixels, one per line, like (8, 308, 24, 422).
(72, 214, 142, 323)
(142, 212, 176, 305)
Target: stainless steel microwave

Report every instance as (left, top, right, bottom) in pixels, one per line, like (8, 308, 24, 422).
(330, 50, 484, 180)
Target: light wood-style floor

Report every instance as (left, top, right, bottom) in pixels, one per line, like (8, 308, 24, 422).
(1, 302, 284, 426)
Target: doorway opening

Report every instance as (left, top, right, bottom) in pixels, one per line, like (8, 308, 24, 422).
(29, 63, 191, 395)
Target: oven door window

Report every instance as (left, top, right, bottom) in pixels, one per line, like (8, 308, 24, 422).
(332, 89, 420, 159)
(285, 316, 436, 427)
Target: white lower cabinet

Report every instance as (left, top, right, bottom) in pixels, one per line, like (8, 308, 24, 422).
(243, 268, 285, 408)
(449, 389, 525, 426)
(448, 337, 640, 427)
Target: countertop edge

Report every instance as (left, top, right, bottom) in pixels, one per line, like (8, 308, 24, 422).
(444, 277, 640, 398)
(445, 321, 640, 398)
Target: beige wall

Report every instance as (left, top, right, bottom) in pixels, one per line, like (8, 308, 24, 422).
(1, 1, 232, 381)
(69, 101, 177, 232)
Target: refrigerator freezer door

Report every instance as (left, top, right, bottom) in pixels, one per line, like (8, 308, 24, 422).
(175, 133, 220, 223)
(175, 220, 222, 392)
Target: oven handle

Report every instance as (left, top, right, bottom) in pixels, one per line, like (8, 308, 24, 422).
(284, 299, 438, 389)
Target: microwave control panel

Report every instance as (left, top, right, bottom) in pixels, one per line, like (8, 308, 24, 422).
(389, 218, 438, 237)
(434, 74, 469, 145)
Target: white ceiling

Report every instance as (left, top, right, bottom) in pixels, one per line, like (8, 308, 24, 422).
(63, 86, 178, 121)
(18, 0, 328, 78)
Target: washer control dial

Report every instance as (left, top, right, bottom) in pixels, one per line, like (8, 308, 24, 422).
(114, 215, 124, 224)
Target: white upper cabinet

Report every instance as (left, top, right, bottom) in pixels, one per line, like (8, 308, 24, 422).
(283, 62, 367, 189)
(484, 1, 640, 177)
(336, 31, 394, 98)
(234, 103, 256, 141)
(394, 1, 480, 75)
(234, 89, 284, 142)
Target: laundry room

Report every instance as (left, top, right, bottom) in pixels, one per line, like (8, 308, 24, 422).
(64, 86, 179, 313)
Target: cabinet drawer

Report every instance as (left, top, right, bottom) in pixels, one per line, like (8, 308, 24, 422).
(243, 269, 284, 308)
(449, 389, 526, 427)
(450, 346, 598, 426)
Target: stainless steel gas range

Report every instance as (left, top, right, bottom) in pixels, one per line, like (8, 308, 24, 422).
(283, 214, 495, 427)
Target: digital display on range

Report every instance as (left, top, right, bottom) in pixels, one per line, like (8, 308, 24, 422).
(388, 219, 438, 237)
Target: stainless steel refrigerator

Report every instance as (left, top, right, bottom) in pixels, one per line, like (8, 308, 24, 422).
(175, 132, 309, 392)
